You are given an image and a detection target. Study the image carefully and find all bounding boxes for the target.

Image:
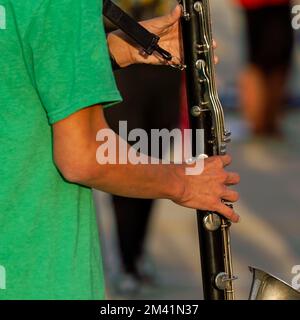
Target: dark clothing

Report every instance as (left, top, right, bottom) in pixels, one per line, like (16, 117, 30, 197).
(105, 64, 181, 138)
(244, 3, 294, 73)
(112, 197, 153, 274)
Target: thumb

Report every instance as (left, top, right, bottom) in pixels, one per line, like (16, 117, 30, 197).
(166, 4, 182, 26)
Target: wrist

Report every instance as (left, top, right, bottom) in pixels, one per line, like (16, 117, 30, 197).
(164, 164, 186, 202)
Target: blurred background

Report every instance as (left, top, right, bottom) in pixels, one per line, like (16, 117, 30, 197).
(95, 0, 300, 299)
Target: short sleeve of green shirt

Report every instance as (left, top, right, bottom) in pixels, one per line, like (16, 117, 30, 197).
(27, 0, 121, 124)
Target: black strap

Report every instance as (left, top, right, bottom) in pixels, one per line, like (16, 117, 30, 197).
(103, 0, 172, 61)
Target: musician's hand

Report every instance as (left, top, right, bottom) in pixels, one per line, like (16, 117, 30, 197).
(139, 7, 219, 66)
(173, 155, 240, 223)
(107, 5, 182, 68)
(107, 5, 219, 67)
(137, 4, 183, 66)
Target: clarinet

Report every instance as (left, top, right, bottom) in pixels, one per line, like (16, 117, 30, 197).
(179, 0, 237, 300)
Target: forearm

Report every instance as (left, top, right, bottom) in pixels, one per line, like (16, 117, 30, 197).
(88, 158, 183, 201)
(53, 105, 240, 221)
(79, 133, 184, 200)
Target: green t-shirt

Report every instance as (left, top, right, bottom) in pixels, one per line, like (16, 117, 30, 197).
(0, 0, 121, 299)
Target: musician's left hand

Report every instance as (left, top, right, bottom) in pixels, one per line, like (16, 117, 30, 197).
(107, 5, 218, 68)
(137, 4, 183, 66)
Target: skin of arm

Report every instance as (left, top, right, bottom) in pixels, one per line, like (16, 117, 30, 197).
(53, 105, 240, 222)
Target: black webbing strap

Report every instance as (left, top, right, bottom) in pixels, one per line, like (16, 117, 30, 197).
(103, 0, 172, 61)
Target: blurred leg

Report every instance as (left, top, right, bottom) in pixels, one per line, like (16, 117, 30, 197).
(112, 195, 153, 275)
(241, 4, 293, 137)
(240, 65, 268, 135)
(264, 67, 289, 136)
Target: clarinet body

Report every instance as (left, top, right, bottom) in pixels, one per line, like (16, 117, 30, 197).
(179, 0, 236, 300)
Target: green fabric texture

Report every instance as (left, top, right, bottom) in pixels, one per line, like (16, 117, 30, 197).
(0, 0, 121, 299)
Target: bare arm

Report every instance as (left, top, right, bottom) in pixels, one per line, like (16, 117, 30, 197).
(53, 105, 240, 222)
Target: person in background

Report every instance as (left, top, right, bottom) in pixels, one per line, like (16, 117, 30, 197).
(104, 0, 182, 295)
(238, 0, 294, 137)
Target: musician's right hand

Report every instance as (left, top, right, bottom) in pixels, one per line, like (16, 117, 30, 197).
(172, 155, 240, 223)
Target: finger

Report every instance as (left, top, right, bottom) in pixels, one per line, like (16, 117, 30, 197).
(221, 189, 240, 203)
(214, 55, 219, 65)
(225, 172, 240, 185)
(219, 155, 232, 167)
(167, 4, 182, 25)
(216, 202, 240, 223)
(212, 39, 217, 49)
